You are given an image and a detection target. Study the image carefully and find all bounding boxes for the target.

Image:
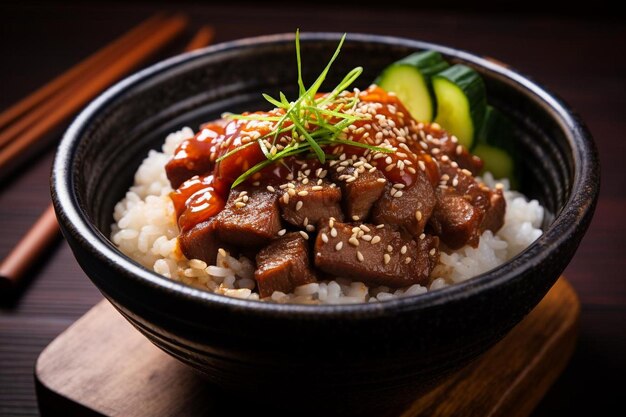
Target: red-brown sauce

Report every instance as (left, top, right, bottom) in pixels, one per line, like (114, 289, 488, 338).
(168, 87, 442, 232)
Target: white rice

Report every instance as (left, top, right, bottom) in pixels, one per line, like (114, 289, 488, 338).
(111, 127, 544, 304)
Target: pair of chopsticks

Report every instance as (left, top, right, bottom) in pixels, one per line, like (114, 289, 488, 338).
(0, 14, 215, 294)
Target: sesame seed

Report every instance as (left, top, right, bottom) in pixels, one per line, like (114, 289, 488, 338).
(312, 185, 323, 191)
(393, 183, 405, 189)
(357, 251, 364, 262)
(295, 201, 303, 211)
(303, 217, 309, 226)
(298, 190, 309, 196)
(306, 224, 315, 232)
(321, 233, 329, 243)
(278, 229, 286, 236)
(235, 202, 246, 208)
(415, 210, 423, 221)
(330, 228, 338, 238)
(384, 254, 391, 264)
(394, 191, 403, 198)
(266, 185, 276, 193)
(362, 234, 372, 242)
(376, 224, 385, 229)
(218, 248, 227, 257)
(400, 245, 407, 255)
(376, 178, 387, 183)
(329, 218, 335, 228)
(335, 241, 343, 251)
(371, 236, 381, 244)
(462, 169, 473, 176)
(352, 215, 360, 221)
(429, 248, 436, 256)
(418, 160, 426, 171)
(419, 233, 426, 240)
(299, 231, 309, 240)
(387, 245, 393, 253)
(349, 237, 360, 247)
(385, 164, 395, 172)
(283, 193, 290, 204)
(405, 257, 411, 264)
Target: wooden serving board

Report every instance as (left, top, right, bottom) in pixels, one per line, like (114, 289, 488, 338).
(35, 278, 579, 417)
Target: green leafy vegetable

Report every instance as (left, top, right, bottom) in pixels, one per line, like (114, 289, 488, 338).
(218, 30, 394, 188)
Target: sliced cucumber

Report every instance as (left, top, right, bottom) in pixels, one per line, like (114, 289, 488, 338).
(476, 106, 519, 185)
(375, 51, 449, 122)
(433, 64, 486, 148)
(477, 106, 514, 151)
(473, 144, 515, 183)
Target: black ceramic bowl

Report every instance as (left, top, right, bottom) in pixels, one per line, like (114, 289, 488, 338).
(52, 33, 598, 415)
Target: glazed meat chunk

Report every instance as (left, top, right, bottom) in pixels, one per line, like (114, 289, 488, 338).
(331, 166, 387, 221)
(429, 164, 505, 249)
(371, 169, 436, 238)
(255, 233, 317, 298)
(178, 218, 225, 265)
(314, 221, 439, 287)
(214, 185, 282, 246)
(278, 178, 343, 228)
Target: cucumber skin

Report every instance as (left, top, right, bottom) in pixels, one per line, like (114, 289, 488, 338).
(433, 64, 487, 147)
(478, 106, 514, 150)
(374, 51, 449, 121)
(394, 51, 450, 77)
(476, 106, 520, 185)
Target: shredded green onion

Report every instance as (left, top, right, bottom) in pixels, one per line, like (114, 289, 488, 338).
(220, 30, 394, 187)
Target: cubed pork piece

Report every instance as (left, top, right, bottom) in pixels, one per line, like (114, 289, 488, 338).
(314, 221, 438, 287)
(420, 124, 483, 175)
(371, 170, 436, 238)
(178, 218, 225, 265)
(429, 192, 482, 249)
(214, 185, 282, 246)
(331, 166, 387, 221)
(255, 233, 317, 298)
(430, 164, 506, 249)
(278, 179, 343, 228)
(480, 188, 506, 233)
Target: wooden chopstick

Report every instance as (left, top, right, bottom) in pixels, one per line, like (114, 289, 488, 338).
(0, 205, 59, 293)
(184, 25, 215, 52)
(0, 25, 215, 293)
(0, 14, 165, 133)
(0, 14, 188, 175)
(0, 14, 168, 150)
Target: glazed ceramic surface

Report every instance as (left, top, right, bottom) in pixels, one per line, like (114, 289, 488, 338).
(51, 33, 599, 415)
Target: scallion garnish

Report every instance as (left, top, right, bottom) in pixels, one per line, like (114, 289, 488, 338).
(219, 30, 394, 188)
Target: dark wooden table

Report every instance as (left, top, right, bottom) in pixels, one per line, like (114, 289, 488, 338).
(1, 3, 624, 416)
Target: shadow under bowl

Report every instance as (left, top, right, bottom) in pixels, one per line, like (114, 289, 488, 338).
(51, 33, 599, 415)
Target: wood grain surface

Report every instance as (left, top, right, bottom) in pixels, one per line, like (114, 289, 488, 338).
(0, 3, 624, 416)
(34, 278, 578, 417)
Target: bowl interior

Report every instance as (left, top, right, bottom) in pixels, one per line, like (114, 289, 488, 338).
(68, 33, 578, 290)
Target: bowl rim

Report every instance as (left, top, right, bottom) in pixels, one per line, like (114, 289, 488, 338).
(52, 32, 599, 316)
